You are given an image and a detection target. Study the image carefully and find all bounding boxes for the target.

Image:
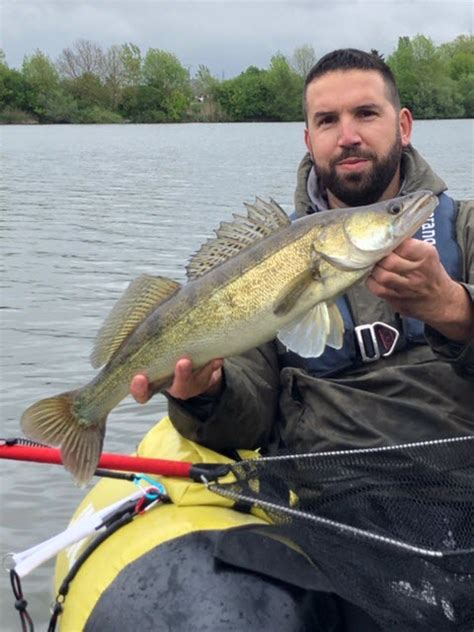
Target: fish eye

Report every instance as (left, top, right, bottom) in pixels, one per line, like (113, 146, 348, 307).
(389, 203, 402, 215)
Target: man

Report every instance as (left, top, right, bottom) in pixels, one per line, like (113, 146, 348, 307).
(130, 49, 473, 630)
(132, 49, 473, 456)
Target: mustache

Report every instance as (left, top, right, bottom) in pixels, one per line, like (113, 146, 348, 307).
(330, 148, 377, 168)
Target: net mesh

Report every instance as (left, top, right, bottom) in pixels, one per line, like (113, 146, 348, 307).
(210, 436, 474, 631)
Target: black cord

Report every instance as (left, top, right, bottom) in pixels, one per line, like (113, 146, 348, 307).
(10, 569, 34, 632)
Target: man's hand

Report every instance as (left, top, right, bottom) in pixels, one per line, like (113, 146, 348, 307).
(367, 238, 473, 342)
(130, 357, 224, 404)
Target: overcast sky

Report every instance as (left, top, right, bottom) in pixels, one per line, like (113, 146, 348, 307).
(2, 0, 472, 77)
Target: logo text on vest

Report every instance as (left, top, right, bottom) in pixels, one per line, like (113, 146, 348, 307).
(421, 213, 436, 245)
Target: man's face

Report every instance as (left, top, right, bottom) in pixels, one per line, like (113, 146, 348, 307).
(304, 69, 412, 207)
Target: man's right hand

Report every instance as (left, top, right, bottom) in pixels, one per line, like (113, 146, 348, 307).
(130, 357, 224, 404)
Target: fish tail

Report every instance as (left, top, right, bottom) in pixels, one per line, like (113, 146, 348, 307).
(21, 390, 106, 487)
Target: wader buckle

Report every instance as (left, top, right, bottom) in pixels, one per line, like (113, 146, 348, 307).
(355, 322, 400, 363)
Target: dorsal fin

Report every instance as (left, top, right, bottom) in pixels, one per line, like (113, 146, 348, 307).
(90, 274, 181, 368)
(186, 198, 290, 280)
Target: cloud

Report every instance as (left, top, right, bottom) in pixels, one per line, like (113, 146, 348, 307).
(2, 1, 472, 76)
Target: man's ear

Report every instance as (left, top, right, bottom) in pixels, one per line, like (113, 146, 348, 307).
(399, 108, 413, 147)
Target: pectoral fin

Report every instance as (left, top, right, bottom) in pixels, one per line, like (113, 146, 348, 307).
(325, 302, 345, 349)
(277, 302, 344, 358)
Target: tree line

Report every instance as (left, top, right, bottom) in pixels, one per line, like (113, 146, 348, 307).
(1, 35, 472, 124)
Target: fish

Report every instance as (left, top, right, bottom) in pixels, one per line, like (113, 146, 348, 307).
(21, 190, 437, 484)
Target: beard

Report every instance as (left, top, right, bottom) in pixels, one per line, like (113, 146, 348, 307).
(315, 132, 403, 207)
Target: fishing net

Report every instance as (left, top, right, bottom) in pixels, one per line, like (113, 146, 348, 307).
(210, 436, 474, 631)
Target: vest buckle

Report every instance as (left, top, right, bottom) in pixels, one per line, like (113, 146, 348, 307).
(354, 322, 400, 362)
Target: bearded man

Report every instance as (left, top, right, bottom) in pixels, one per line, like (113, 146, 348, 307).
(129, 49, 473, 631)
(134, 48, 473, 453)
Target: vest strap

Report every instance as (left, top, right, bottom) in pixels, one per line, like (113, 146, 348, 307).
(354, 322, 400, 363)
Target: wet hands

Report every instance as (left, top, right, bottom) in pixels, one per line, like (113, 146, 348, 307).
(131, 358, 224, 404)
(367, 238, 473, 342)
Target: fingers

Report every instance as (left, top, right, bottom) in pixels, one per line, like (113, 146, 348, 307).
(167, 358, 223, 399)
(392, 237, 427, 259)
(130, 373, 152, 404)
(131, 358, 224, 404)
(375, 251, 420, 275)
(368, 262, 418, 296)
(368, 239, 442, 297)
(168, 357, 224, 400)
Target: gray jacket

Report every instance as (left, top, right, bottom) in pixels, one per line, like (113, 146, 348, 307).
(168, 146, 474, 454)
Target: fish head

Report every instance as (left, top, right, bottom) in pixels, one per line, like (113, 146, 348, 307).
(342, 190, 438, 255)
(313, 190, 438, 271)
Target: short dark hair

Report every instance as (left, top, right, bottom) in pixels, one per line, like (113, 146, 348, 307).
(303, 48, 401, 124)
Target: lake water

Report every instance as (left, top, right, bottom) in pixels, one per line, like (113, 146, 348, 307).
(1, 120, 473, 630)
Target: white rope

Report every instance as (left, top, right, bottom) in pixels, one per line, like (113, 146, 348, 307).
(4, 491, 143, 578)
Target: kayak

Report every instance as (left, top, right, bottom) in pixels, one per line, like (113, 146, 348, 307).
(53, 417, 296, 631)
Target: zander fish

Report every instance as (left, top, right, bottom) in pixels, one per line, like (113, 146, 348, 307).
(21, 190, 437, 484)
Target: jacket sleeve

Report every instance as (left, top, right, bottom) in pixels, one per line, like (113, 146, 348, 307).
(424, 200, 474, 374)
(166, 341, 281, 453)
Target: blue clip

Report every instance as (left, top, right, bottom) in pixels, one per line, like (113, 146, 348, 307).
(133, 474, 166, 499)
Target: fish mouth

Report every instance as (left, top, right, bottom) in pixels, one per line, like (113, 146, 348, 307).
(393, 190, 437, 238)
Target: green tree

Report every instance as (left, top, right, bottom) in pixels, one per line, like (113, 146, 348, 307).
(440, 35, 474, 79)
(388, 36, 419, 112)
(440, 35, 474, 117)
(455, 73, 474, 117)
(61, 72, 120, 122)
(63, 72, 108, 108)
(266, 53, 304, 121)
(388, 34, 464, 118)
(21, 50, 69, 121)
(216, 66, 272, 121)
(139, 48, 191, 121)
(115, 43, 143, 121)
(0, 53, 31, 121)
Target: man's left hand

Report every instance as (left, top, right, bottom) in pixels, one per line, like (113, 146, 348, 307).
(367, 238, 473, 342)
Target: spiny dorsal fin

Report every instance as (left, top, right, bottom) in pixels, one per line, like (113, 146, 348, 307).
(90, 274, 181, 368)
(186, 198, 290, 280)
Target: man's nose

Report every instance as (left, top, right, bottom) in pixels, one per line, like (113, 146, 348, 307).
(338, 118, 362, 147)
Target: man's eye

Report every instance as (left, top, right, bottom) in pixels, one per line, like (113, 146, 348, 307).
(360, 110, 377, 118)
(318, 116, 336, 126)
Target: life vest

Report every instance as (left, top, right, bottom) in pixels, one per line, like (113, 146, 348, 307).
(279, 193, 461, 377)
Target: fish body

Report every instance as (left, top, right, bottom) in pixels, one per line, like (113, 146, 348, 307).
(21, 190, 437, 484)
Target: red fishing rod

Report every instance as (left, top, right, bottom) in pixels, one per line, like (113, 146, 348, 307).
(0, 438, 231, 482)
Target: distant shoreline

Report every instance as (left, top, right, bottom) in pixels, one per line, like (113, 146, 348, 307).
(2, 115, 473, 126)
(2, 34, 472, 125)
